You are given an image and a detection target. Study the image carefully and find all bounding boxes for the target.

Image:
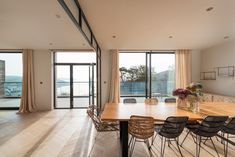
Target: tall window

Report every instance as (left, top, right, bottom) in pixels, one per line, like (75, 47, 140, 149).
(0, 52, 22, 108)
(119, 53, 146, 102)
(119, 52, 175, 103)
(150, 53, 175, 98)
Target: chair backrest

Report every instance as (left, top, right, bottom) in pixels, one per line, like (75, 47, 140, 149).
(164, 97, 176, 103)
(159, 116, 188, 138)
(128, 115, 154, 139)
(145, 98, 158, 105)
(222, 117, 235, 134)
(123, 98, 137, 104)
(87, 105, 118, 132)
(197, 116, 228, 137)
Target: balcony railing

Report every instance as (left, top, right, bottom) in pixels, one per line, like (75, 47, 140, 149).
(56, 81, 96, 97)
(0, 82, 22, 98)
(120, 81, 175, 97)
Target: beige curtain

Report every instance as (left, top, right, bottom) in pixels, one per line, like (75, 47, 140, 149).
(108, 49, 120, 103)
(19, 49, 36, 113)
(175, 50, 192, 89)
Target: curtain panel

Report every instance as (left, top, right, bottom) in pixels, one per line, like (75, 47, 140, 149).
(19, 49, 36, 113)
(108, 49, 120, 103)
(175, 50, 192, 89)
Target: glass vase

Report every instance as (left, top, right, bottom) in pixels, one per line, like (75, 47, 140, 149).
(177, 98, 187, 109)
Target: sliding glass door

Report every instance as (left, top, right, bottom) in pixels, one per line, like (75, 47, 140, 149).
(55, 64, 96, 109)
(119, 53, 146, 103)
(54, 52, 97, 109)
(55, 65, 71, 108)
(73, 65, 95, 108)
(119, 52, 175, 102)
(150, 53, 175, 101)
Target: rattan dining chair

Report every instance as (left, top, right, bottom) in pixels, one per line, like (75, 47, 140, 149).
(123, 98, 137, 104)
(145, 98, 158, 105)
(87, 105, 119, 139)
(181, 116, 228, 157)
(153, 116, 188, 157)
(128, 115, 155, 157)
(221, 117, 235, 157)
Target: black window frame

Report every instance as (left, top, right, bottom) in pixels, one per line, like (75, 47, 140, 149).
(53, 51, 99, 110)
(0, 51, 22, 110)
(119, 51, 175, 101)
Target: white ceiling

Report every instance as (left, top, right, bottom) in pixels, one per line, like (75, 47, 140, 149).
(0, 0, 90, 49)
(79, 0, 235, 50)
(0, 0, 234, 50)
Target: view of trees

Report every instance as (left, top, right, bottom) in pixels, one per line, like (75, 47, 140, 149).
(119, 65, 175, 96)
(120, 65, 157, 82)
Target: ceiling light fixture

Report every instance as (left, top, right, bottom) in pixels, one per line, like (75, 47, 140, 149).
(206, 7, 214, 12)
(168, 36, 173, 38)
(112, 35, 116, 38)
(224, 36, 230, 39)
(49, 43, 53, 45)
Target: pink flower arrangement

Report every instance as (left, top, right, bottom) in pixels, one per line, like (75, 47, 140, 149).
(172, 88, 192, 100)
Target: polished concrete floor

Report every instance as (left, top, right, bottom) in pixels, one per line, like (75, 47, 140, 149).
(0, 109, 234, 157)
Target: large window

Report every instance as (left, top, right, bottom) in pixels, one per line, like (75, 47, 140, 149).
(0, 52, 22, 108)
(119, 52, 175, 102)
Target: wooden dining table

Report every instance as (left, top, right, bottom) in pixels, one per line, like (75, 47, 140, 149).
(101, 102, 235, 157)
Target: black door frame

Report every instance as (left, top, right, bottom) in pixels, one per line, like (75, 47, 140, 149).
(54, 63, 96, 109)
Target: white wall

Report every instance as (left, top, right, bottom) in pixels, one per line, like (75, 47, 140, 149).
(34, 50, 53, 110)
(201, 40, 235, 96)
(191, 50, 201, 82)
(101, 50, 111, 108)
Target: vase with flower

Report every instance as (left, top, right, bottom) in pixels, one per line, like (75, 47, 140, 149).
(173, 82, 203, 112)
(172, 88, 191, 109)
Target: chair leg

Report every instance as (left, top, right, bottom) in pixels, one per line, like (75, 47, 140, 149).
(181, 130, 190, 146)
(160, 137, 163, 157)
(168, 139, 171, 147)
(224, 134, 229, 157)
(196, 135, 201, 157)
(176, 138, 183, 157)
(129, 138, 136, 157)
(203, 137, 208, 144)
(210, 137, 220, 157)
(128, 135, 133, 148)
(160, 137, 166, 157)
(190, 132, 196, 143)
(145, 139, 153, 157)
(198, 137, 201, 157)
(152, 133, 158, 146)
(163, 137, 166, 157)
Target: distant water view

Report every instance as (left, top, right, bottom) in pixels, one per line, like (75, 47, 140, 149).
(56, 81, 93, 96)
(1, 76, 93, 97)
(2, 73, 174, 98)
(1, 75, 22, 97)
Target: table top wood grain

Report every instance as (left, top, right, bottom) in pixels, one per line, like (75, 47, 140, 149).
(101, 102, 235, 121)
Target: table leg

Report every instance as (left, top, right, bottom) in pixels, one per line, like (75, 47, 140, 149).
(120, 122, 123, 141)
(120, 121, 128, 157)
